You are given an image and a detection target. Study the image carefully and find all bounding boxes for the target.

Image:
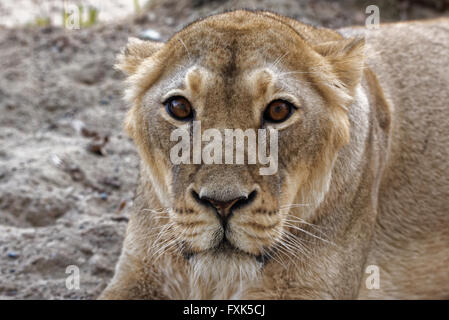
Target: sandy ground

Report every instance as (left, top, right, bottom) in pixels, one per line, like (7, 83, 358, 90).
(0, 0, 447, 300)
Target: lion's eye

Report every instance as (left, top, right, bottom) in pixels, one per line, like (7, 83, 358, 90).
(263, 100, 294, 123)
(165, 96, 193, 121)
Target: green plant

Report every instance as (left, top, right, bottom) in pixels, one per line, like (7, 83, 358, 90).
(87, 6, 99, 26)
(134, 0, 141, 14)
(34, 16, 51, 27)
(62, 4, 99, 29)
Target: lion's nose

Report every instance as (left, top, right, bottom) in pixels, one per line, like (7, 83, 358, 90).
(201, 196, 244, 219)
(192, 189, 258, 223)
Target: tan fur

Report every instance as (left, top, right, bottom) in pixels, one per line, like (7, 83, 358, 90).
(100, 11, 449, 300)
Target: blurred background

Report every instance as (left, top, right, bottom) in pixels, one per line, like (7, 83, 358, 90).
(0, 0, 447, 299)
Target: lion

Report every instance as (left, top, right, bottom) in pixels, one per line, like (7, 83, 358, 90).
(100, 10, 449, 299)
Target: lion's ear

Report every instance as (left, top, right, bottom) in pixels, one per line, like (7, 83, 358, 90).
(314, 37, 365, 94)
(115, 37, 164, 75)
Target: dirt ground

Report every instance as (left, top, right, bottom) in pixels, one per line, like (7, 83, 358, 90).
(0, 0, 447, 300)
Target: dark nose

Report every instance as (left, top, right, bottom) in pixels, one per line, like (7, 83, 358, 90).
(192, 190, 257, 223)
(202, 196, 244, 219)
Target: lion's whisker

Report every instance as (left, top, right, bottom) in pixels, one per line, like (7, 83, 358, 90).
(283, 212, 330, 231)
(283, 221, 334, 245)
(283, 218, 329, 236)
(280, 203, 310, 208)
(273, 228, 311, 259)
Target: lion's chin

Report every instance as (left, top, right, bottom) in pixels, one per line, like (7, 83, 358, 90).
(179, 246, 263, 299)
(184, 237, 265, 262)
(187, 247, 263, 283)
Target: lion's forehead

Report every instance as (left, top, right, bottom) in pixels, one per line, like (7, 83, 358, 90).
(178, 35, 303, 74)
(166, 17, 311, 75)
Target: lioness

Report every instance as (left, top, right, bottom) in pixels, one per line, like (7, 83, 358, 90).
(100, 10, 449, 299)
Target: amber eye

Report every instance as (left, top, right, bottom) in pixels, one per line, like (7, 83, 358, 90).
(263, 100, 294, 123)
(165, 96, 193, 121)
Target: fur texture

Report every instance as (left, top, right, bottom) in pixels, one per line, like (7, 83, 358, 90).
(100, 11, 449, 300)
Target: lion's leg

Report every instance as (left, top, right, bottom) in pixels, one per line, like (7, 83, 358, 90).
(99, 261, 147, 300)
(98, 252, 165, 300)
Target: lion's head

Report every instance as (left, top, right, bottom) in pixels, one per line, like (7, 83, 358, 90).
(117, 10, 364, 267)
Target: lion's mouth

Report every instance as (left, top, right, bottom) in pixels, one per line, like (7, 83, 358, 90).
(214, 236, 241, 253)
(181, 237, 272, 265)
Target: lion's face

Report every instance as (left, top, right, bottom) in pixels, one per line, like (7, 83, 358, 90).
(120, 11, 364, 264)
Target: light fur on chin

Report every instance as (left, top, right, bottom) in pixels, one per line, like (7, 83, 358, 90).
(186, 251, 262, 299)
